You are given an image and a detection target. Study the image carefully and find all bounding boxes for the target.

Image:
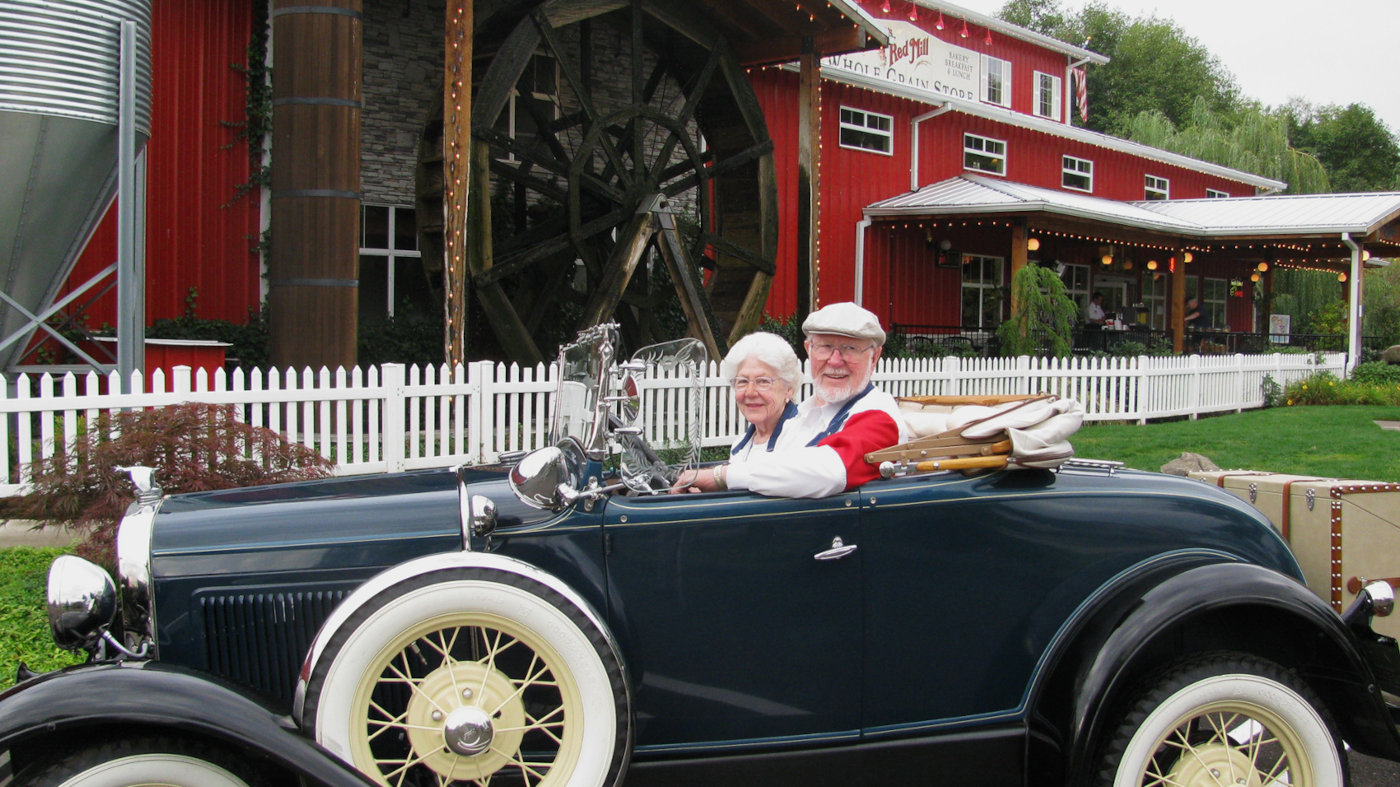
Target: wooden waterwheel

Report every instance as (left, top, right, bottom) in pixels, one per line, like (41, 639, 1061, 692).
(418, 0, 777, 364)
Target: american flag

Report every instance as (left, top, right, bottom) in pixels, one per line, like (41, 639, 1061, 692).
(1072, 66, 1088, 123)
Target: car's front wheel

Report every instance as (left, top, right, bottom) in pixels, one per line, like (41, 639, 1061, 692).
(13, 734, 266, 786)
(302, 567, 630, 787)
(1097, 653, 1346, 787)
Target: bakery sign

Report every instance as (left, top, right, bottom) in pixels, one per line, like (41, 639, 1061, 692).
(821, 19, 981, 102)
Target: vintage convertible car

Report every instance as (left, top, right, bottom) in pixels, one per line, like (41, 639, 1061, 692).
(5, 324, 1400, 787)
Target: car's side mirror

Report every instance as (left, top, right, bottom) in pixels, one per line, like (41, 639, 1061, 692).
(509, 440, 587, 512)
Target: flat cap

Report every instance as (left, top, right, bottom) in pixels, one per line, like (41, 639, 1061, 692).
(801, 302, 886, 345)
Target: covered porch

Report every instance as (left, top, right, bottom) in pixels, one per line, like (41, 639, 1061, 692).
(858, 176, 1400, 367)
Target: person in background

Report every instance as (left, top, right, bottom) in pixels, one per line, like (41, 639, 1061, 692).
(672, 302, 909, 498)
(1086, 291, 1106, 327)
(1184, 297, 1201, 331)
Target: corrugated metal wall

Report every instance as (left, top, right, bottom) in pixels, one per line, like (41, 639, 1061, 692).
(59, 0, 260, 331)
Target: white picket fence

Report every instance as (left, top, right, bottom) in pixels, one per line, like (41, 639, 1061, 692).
(0, 352, 1344, 497)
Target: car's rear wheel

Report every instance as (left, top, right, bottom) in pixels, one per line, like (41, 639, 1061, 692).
(1097, 653, 1346, 787)
(14, 734, 266, 786)
(302, 567, 630, 787)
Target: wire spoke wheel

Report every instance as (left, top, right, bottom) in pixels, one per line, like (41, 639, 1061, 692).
(1100, 654, 1346, 787)
(419, 0, 776, 364)
(304, 569, 630, 787)
(354, 612, 581, 786)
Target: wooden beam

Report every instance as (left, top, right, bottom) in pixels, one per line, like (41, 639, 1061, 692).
(443, 0, 471, 367)
(1009, 222, 1028, 316)
(1171, 248, 1187, 353)
(796, 47, 819, 318)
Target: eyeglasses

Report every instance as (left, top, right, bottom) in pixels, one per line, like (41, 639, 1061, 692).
(808, 341, 874, 360)
(731, 376, 778, 391)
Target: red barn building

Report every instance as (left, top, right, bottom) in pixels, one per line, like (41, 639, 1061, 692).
(21, 0, 1400, 372)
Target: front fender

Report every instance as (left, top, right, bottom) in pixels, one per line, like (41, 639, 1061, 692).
(1058, 561, 1400, 782)
(0, 660, 375, 785)
(291, 550, 622, 725)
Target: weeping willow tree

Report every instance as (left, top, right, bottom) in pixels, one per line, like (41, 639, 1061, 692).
(1124, 99, 1330, 194)
(998, 264, 1079, 357)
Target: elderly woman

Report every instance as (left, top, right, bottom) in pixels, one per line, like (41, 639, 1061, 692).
(671, 332, 802, 492)
(723, 331, 804, 462)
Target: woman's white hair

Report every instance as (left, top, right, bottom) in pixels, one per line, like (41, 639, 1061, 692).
(721, 331, 803, 394)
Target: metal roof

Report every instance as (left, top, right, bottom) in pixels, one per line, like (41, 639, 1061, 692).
(866, 175, 1400, 246)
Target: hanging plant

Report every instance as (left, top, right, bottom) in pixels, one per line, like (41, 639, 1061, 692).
(996, 264, 1079, 357)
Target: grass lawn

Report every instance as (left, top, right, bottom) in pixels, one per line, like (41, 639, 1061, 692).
(1074, 405, 1400, 482)
(1, 547, 83, 688)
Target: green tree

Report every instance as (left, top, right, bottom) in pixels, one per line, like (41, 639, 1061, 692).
(997, 1, 1236, 136)
(997, 264, 1079, 357)
(1363, 263, 1400, 347)
(1287, 102, 1400, 192)
(1123, 101, 1330, 194)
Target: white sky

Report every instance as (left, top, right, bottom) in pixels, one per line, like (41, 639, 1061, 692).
(950, 0, 1400, 134)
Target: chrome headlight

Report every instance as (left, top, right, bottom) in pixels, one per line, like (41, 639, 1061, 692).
(47, 555, 117, 652)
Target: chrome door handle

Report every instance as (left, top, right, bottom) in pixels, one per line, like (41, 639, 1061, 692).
(814, 536, 858, 561)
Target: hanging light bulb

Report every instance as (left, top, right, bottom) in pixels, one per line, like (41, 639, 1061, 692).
(985, 26, 993, 45)
(960, 17, 969, 37)
(908, 1, 918, 21)
(1027, 237, 1040, 251)
(935, 10, 945, 29)
(1101, 254, 1112, 266)
(1146, 260, 1158, 271)
(1257, 261, 1268, 272)
(1183, 251, 1194, 263)
(881, 0, 891, 13)
(1250, 272, 1261, 283)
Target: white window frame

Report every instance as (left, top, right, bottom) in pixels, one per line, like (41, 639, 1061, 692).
(838, 106, 894, 155)
(1145, 175, 1170, 200)
(494, 52, 559, 163)
(1034, 72, 1062, 120)
(1202, 276, 1229, 330)
(963, 133, 1007, 176)
(1206, 188, 1230, 199)
(981, 55, 1012, 108)
(1062, 155, 1093, 192)
(360, 204, 423, 319)
(1142, 270, 1168, 330)
(961, 254, 1005, 328)
(1060, 262, 1090, 313)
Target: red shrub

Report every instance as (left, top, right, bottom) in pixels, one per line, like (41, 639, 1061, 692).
(12, 403, 334, 565)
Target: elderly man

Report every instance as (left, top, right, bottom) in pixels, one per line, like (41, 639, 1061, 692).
(674, 302, 909, 498)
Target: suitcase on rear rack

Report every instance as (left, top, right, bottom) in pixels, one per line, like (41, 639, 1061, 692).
(1189, 470, 1400, 637)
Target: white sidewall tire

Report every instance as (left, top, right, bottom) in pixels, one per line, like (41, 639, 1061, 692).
(313, 574, 620, 787)
(1112, 672, 1344, 787)
(53, 753, 250, 787)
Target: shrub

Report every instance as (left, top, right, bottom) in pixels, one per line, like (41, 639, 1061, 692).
(10, 403, 334, 566)
(1351, 361, 1400, 386)
(1283, 371, 1400, 407)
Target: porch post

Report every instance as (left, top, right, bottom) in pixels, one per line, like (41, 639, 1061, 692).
(796, 46, 820, 319)
(1009, 222, 1028, 316)
(1171, 249, 1186, 353)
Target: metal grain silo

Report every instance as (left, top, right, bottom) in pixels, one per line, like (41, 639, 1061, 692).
(0, 0, 151, 370)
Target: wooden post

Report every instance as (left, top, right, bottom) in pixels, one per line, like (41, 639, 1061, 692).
(443, 0, 472, 367)
(796, 45, 820, 319)
(1009, 222, 1028, 316)
(268, 0, 362, 371)
(1171, 248, 1187, 353)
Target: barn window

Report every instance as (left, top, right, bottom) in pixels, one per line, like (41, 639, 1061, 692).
(1062, 155, 1093, 192)
(839, 107, 894, 154)
(964, 133, 1006, 175)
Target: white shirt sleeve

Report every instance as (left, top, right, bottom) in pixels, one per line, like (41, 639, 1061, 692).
(724, 444, 847, 498)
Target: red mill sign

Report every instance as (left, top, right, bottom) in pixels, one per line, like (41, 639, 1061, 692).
(821, 19, 981, 102)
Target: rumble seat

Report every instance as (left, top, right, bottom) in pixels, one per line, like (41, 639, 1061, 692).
(867, 394, 1084, 471)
